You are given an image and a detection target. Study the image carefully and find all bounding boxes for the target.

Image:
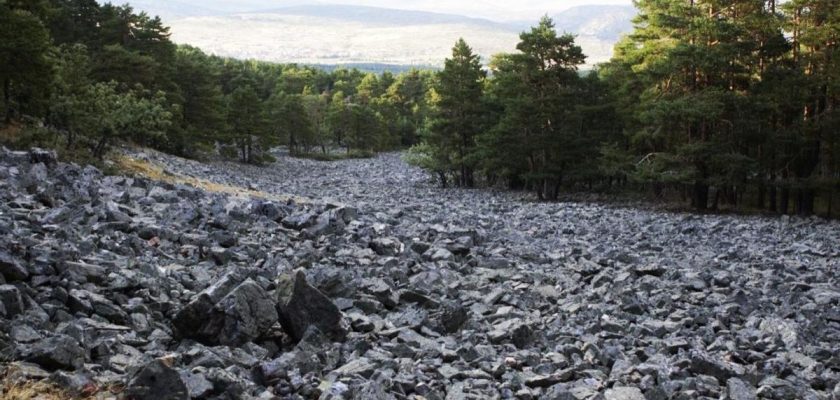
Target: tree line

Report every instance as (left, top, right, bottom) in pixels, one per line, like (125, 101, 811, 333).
(0, 0, 434, 162)
(411, 2, 839, 217)
(2, 0, 837, 217)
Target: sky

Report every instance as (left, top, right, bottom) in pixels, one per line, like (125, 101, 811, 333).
(147, 0, 636, 22)
(318, 0, 634, 21)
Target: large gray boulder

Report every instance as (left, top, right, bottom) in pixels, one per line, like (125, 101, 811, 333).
(124, 359, 189, 400)
(174, 274, 278, 346)
(0, 284, 25, 318)
(0, 251, 28, 281)
(20, 334, 85, 371)
(276, 271, 347, 343)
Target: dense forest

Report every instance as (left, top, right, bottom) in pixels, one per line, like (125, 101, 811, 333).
(0, 0, 433, 163)
(1, 0, 838, 217)
(412, 1, 839, 217)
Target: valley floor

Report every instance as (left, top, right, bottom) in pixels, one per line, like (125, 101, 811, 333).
(1, 148, 838, 399)
(141, 149, 840, 398)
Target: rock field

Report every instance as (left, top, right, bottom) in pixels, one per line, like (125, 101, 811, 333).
(0, 147, 838, 400)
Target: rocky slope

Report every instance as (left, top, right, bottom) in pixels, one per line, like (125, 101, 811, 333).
(0, 147, 838, 399)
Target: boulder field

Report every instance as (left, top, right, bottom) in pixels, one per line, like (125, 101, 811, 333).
(0, 147, 838, 399)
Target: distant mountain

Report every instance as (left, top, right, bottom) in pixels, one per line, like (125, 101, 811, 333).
(550, 5, 636, 41)
(259, 5, 513, 30)
(121, 0, 222, 19)
(119, 2, 636, 68)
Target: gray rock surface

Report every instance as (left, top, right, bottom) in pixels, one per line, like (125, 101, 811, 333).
(0, 146, 838, 399)
(276, 271, 348, 343)
(124, 359, 189, 400)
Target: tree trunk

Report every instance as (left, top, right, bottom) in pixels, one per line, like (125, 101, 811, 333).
(94, 134, 109, 160)
(712, 187, 721, 211)
(757, 183, 766, 209)
(797, 188, 815, 215)
(780, 187, 790, 214)
(66, 129, 76, 149)
(693, 181, 709, 211)
(769, 184, 777, 212)
(3, 78, 11, 124)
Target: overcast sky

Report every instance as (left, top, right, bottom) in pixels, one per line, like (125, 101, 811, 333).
(318, 0, 634, 21)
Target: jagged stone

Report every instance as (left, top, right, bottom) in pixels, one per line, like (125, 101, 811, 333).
(124, 359, 189, 400)
(174, 275, 278, 346)
(0, 148, 836, 400)
(20, 335, 85, 371)
(0, 284, 25, 318)
(0, 251, 28, 281)
(275, 271, 347, 342)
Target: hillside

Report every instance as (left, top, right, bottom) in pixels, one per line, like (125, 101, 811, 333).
(2, 147, 837, 398)
(550, 5, 636, 40)
(123, 3, 635, 67)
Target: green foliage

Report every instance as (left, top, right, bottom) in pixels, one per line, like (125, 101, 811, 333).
(3, 0, 837, 216)
(1, 0, 432, 162)
(0, 6, 53, 122)
(417, 38, 486, 187)
(266, 93, 316, 154)
(600, 0, 840, 214)
(479, 17, 588, 199)
(226, 84, 271, 163)
(55, 81, 171, 158)
(299, 149, 375, 162)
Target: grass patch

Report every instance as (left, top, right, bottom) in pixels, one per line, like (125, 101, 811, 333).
(1, 379, 69, 400)
(0, 122, 23, 144)
(113, 154, 311, 204)
(0, 363, 98, 400)
(293, 150, 375, 161)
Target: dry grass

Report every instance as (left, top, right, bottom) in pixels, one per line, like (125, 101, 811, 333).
(1, 379, 70, 400)
(1, 363, 70, 400)
(113, 155, 311, 205)
(0, 363, 120, 400)
(0, 123, 22, 144)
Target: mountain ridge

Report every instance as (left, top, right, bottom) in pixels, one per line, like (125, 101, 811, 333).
(117, 2, 636, 67)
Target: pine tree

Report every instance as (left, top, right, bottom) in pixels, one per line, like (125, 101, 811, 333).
(0, 6, 52, 123)
(424, 38, 486, 187)
(168, 45, 226, 154)
(480, 17, 586, 199)
(227, 84, 267, 163)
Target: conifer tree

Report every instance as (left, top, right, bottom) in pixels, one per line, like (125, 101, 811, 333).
(424, 38, 486, 187)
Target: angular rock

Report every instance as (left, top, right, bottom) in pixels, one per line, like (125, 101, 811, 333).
(182, 371, 215, 399)
(276, 271, 347, 342)
(727, 378, 757, 400)
(437, 302, 468, 334)
(21, 334, 85, 371)
(29, 148, 57, 166)
(124, 359, 189, 400)
(688, 350, 746, 381)
(0, 284, 25, 317)
(0, 251, 28, 281)
(281, 211, 317, 230)
(175, 277, 278, 346)
(604, 386, 645, 400)
(369, 237, 403, 256)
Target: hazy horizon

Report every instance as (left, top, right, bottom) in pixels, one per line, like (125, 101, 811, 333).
(298, 0, 635, 22)
(113, 0, 635, 22)
(106, 0, 638, 67)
